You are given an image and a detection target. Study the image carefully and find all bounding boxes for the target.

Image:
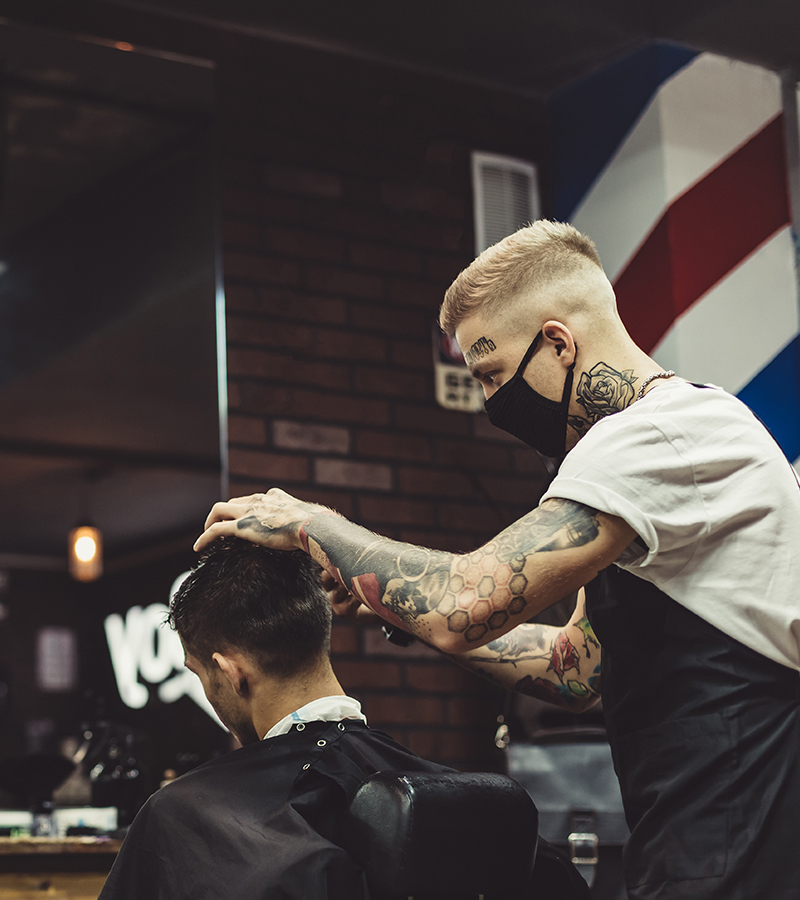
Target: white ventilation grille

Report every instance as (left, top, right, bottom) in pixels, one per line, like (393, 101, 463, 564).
(471, 152, 540, 254)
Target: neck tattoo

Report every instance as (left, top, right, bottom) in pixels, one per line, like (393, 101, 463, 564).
(636, 370, 675, 402)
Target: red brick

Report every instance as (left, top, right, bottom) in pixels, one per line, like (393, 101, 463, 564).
(471, 412, 525, 443)
(223, 284, 259, 312)
(266, 226, 345, 262)
(335, 660, 403, 690)
(355, 430, 431, 462)
(405, 663, 477, 694)
(349, 241, 422, 275)
(227, 381, 242, 410)
(379, 181, 466, 219)
(397, 531, 476, 554)
(315, 458, 392, 491)
(394, 402, 471, 436)
(257, 288, 348, 325)
(238, 384, 391, 426)
(223, 251, 299, 285)
(264, 164, 342, 199)
(447, 696, 504, 727)
(226, 318, 387, 363)
(221, 218, 261, 249)
(357, 495, 435, 526)
(227, 415, 267, 446)
(355, 365, 429, 400)
(228, 448, 310, 482)
(226, 347, 292, 378)
(433, 438, 512, 471)
(396, 466, 473, 498)
(425, 252, 465, 285)
(313, 206, 466, 252)
(389, 277, 449, 312)
(438, 501, 509, 533)
(512, 447, 551, 478)
(480, 474, 542, 506)
(239, 383, 391, 425)
(405, 729, 501, 767)
(330, 623, 361, 655)
(229, 348, 351, 390)
(221, 187, 306, 222)
(306, 264, 384, 300)
(364, 695, 444, 725)
(390, 339, 435, 371)
(350, 303, 428, 337)
(293, 487, 356, 519)
(273, 420, 351, 454)
(362, 629, 438, 659)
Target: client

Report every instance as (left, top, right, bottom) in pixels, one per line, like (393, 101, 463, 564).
(99, 537, 451, 900)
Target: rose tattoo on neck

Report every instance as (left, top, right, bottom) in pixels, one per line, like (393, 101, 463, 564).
(567, 362, 637, 438)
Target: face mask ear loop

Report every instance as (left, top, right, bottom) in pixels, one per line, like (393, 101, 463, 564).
(561, 351, 577, 405)
(514, 332, 542, 378)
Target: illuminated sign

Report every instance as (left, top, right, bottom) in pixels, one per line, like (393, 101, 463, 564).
(104, 572, 224, 729)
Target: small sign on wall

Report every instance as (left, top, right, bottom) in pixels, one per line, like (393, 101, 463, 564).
(433, 326, 484, 413)
(36, 627, 78, 692)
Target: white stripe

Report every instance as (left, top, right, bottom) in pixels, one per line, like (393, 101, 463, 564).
(572, 54, 781, 282)
(651, 227, 800, 394)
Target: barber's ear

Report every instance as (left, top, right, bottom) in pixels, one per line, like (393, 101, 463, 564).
(542, 321, 576, 364)
(212, 652, 249, 697)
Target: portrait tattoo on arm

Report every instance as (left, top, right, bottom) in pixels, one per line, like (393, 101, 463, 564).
(456, 613, 602, 710)
(301, 499, 604, 646)
(568, 361, 638, 439)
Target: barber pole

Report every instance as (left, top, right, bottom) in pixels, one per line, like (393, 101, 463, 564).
(549, 46, 800, 469)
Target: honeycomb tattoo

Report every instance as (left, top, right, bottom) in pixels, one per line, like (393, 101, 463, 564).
(303, 497, 601, 643)
(435, 542, 530, 644)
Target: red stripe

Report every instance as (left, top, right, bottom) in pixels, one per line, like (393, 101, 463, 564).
(614, 115, 790, 352)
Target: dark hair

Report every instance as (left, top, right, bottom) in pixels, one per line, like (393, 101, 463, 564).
(168, 537, 332, 677)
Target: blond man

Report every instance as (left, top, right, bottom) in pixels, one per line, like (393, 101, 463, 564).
(197, 221, 800, 900)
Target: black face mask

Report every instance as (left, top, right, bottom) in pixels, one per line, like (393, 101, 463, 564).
(484, 331, 577, 457)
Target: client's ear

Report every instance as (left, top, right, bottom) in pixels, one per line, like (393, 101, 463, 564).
(212, 651, 249, 697)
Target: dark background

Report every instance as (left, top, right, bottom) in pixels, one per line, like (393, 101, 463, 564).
(0, 0, 797, 787)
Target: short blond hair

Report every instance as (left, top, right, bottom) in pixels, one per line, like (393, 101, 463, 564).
(439, 220, 603, 335)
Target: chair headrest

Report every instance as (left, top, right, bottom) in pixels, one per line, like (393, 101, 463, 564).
(343, 771, 538, 898)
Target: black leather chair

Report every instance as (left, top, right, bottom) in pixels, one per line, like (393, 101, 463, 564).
(343, 771, 590, 900)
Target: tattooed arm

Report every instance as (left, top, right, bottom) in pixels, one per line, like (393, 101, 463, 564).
(450, 589, 601, 712)
(195, 487, 635, 653)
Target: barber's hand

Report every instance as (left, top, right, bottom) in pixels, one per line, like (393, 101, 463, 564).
(321, 569, 382, 625)
(194, 488, 331, 553)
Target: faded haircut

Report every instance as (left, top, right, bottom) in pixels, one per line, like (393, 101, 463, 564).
(169, 537, 332, 677)
(439, 220, 603, 336)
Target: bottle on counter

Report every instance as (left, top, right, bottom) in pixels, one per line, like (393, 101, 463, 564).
(89, 732, 143, 827)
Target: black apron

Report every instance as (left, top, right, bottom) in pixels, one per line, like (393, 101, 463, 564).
(585, 566, 800, 899)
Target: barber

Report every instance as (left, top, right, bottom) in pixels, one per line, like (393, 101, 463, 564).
(196, 221, 800, 899)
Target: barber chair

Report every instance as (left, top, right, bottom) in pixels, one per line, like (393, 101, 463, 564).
(343, 771, 590, 900)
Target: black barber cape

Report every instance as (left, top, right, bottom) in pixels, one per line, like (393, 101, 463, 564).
(99, 719, 451, 900)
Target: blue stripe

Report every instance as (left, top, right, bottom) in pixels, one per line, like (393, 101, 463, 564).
(737, 333, 800, 462)
(548, 42, 698, 221)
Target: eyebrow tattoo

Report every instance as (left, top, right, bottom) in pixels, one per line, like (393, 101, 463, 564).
(463, 335, 496, 367)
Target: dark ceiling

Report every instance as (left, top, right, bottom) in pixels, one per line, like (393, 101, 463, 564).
(101, 0, 800, 97)
(0, 0, 798, 572)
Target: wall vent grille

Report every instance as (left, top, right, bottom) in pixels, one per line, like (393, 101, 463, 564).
(471, 151, 540, 254)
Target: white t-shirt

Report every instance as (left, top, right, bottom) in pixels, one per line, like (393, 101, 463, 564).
(541, 379, 800, 671)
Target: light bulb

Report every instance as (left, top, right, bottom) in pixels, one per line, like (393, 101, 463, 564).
(74, 535, 97, 562)
(69, 526, 103, 582)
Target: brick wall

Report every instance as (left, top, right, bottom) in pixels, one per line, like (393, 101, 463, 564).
(14, 1, 551, 770)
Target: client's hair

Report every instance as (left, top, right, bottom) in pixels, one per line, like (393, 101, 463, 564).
(169, 537, 332, 677)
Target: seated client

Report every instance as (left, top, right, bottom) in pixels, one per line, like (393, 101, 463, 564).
(99, 537, 451, 900)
